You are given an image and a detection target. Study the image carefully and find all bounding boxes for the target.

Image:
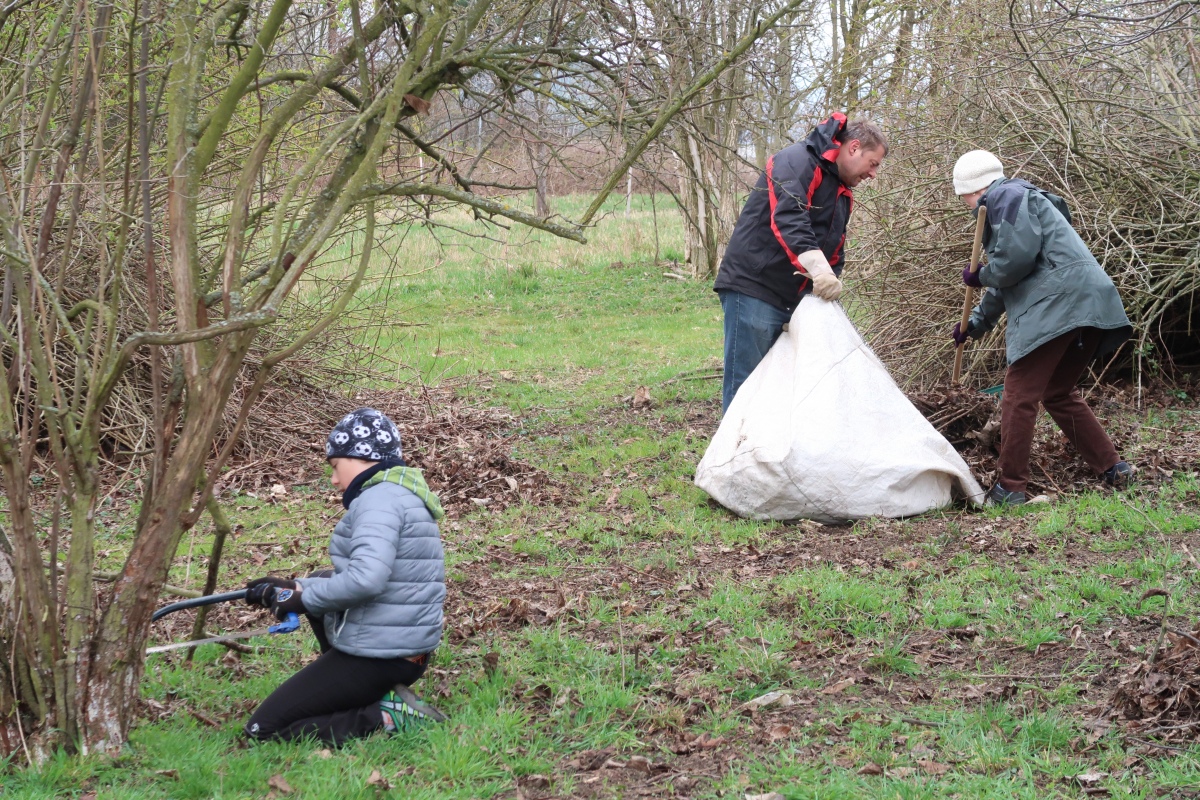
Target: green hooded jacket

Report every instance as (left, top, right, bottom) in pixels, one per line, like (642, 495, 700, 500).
(968, 178, 1131, 364)
(361, 466, 445, 520)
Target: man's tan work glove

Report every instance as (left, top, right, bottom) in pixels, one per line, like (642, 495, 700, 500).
(797, 250, 843, 301)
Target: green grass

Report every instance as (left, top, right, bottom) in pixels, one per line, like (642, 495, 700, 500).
(7, 193, 1200, 798)
(309, 192, 717, 413)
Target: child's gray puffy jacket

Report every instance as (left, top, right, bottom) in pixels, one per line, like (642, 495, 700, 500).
(298, 478, 445, 658)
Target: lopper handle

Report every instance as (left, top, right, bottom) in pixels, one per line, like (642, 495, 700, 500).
(952, 206, 988, 384)
(151, 589, 249, 621)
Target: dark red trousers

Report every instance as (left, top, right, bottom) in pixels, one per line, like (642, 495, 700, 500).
(998, 327, 1120, 494)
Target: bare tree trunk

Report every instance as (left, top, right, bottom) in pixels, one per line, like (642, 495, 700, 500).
(534, 141, 550, 217)
(522, 143, 550, 217)
(84, 353, 250, 749)
(887, 5, 916, 99)
(649, 0, 800, 280)
(714, 102, 741, 269)
(685, 130, 713, 276)
(0, 544, 19, 758)
(829, 0, 841, 107)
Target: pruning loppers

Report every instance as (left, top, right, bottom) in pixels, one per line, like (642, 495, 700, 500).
(147, 589, 300, 654)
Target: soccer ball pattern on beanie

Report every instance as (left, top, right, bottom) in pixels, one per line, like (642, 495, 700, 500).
(326, 408, 403, 462)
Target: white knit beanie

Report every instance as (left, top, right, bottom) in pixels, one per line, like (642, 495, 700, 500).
(953, 150, 1005, 195)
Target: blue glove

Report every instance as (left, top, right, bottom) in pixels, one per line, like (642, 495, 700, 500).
(951, 322, 972, 346)
(962, 263, 983, 288)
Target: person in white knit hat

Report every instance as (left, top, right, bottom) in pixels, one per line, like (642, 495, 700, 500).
(950, 150, 1134, 505)
(952, 149, 1005, 196)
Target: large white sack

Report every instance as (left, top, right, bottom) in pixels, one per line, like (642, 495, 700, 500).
(696, 297, 985, 522)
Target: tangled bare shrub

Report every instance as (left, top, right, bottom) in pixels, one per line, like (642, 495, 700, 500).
(848, 0, 1199, 389)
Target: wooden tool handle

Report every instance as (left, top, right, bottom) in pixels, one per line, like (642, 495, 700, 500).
(952, 205, 988, 384)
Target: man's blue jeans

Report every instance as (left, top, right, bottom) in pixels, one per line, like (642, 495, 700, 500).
(719, 290, 792, 413)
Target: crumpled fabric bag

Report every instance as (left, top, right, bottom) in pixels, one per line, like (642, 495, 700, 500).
(696, 297, 985, 522)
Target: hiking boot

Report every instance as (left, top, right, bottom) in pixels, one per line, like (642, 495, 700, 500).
(1103, 461, 1134, 489)
(380, 685, 448, 732)
(986, 483, 1026, 506)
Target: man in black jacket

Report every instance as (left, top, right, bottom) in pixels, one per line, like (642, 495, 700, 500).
(714, 114, 887, 412)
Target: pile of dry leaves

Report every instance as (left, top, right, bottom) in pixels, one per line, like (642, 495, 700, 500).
(209, 383, 562, 518)
(357, 386, 564, 518)
(1100, 625, 1200, 746)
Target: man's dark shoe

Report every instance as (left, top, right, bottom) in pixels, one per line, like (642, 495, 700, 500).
(1103, 461, 1134, 489)
(986, 483, 1027, 506)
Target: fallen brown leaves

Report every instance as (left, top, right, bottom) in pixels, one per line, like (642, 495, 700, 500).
(366, 769, 390, 790)
(558, 748, 675, 798)
(361, 386, 564, 518)
(200, 383, 563, 514)
(1100, 626, 1200, 745)
(908, 381, 1198, 495)
(266, 774, 293, 795)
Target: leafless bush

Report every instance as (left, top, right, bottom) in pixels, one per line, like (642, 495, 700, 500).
(848, 0, 1199, 388)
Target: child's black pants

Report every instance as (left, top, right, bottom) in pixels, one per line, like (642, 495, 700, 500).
(244, 610, 427, 746)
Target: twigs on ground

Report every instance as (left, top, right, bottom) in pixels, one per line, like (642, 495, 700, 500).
(907, 382, 1197, 496)
(1101, 620, 1200, 747)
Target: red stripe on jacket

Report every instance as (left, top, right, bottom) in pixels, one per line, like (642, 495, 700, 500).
(806, 166, 823, 207)
(766, 155, 810, 293)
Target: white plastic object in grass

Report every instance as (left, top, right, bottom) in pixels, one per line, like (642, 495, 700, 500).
(696, 296, 985, 522)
